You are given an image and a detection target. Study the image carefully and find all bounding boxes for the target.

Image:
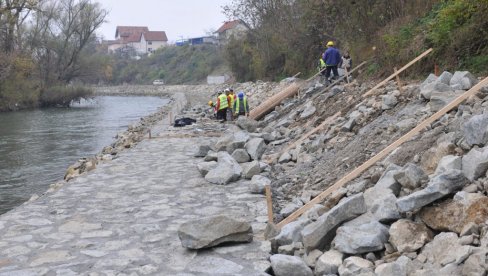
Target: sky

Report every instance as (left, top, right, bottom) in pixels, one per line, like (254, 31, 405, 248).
(96, 0, 231, 42)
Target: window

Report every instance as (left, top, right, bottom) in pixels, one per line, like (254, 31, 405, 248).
(148, 48, 152, 52)
(148, 41, 152, 45)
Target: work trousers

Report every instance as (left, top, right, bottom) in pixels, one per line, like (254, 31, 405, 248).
(325, 65, 339, 80)
(217, 108, 227, 120)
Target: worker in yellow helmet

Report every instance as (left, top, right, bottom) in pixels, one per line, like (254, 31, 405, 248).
(322, 40, 341, 85)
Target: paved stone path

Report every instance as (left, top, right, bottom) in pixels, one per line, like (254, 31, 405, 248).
(0, 121, 271, 275)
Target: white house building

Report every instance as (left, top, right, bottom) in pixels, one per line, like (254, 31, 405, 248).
(107, 26, 168, 55)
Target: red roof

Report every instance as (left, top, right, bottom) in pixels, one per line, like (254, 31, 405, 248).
(143, 31, 168, 42)
(115, 26, 149, 39)
(216, 20, 244, 33)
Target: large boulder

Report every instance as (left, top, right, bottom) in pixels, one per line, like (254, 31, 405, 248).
(429, 91, 462, 112)
(396, 170, 468, 212)
(382, 94, 398, 110)
(205, 152, 242, 185)
(420, 82, 453, 100)
(434, 155, 462, 175)
(271, 219, 311, 252)
(419, 192, 488, 234)
(421, 232, 473, 266)
(193, 144, 211, 157)
(245, 138, 266, 160)
(462, 114, 488, 146)
(231, 149, 251, 163)
(333, 220, 389, 254)
(436, 71, 453, 85)
(302, 193, 367, 251)
(375, 256, 411, 276)
(300, 101, 316, 119)
(389, 219, 433, 253)
(450, 71, 478, 90)
(214, 130, 250, 153)
(249, 175, 271, 194)
(462, 249, 488, 275)
(375, 164, 402, 196)
(364, 187, 400, 222)
(462, 146, 488, 181)
(236, 116, 258, 133)
(241, 160, 261, 179)
(338, 256, 374, 276)
(393, 163, 427, 190)
(270, 254, 313, 276)
(314, 250, 344, 275)
(177, 215, 252, 249)
(197, 161, 218, 176)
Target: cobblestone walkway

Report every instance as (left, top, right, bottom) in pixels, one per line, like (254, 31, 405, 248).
(0, 127, 270, 275)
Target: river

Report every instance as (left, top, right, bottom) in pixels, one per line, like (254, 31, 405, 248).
(0, 95, 169, 214)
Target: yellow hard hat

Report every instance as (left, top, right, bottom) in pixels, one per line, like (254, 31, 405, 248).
(327, 41, 334, 46)
(208, 100, 213, 106)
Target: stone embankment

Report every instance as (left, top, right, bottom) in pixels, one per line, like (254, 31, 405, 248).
(1, 70, 488, 275)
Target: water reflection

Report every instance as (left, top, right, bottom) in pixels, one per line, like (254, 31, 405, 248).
(0, 96, 169, 214)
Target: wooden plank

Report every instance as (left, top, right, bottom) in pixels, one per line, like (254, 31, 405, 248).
(281, 111, 341, 154)
(265, 185, 274, 223)
(277, 76, 488, 228)
(363, 48, 433, 97)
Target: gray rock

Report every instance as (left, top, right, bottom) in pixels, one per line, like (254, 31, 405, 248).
(204, 150, 218, 162)
(177, 215, 252, 249)
(462, 146, 488, 181)
(450, 71, 478, 90)
(304, 249, 323, 268)
(300, 102, 316, 119)
(331, 85, 344, 95)
(364, 187, 400, 222)
(280, 198, 304, 218)
(463, 114, 488, 146)
(271, 219, 311, 252)
(346, 180, 368, 195)
(302, 193, 367, 252)
(382, 94, 398, 110)
(249, 175, 270, 194)
(278, 152, 292, 163)
(333, 221, 389, 254)
(375, 256, 410, 276)
(420, 73, 437, 90)
(315, 250, 344, 275)
(236, 116, 258, 133)
(420, 82, 453, 100)
(214, 130, 250, 153)
(270, 254, 313, 276)
(436, 71, 453, 85)
(396, 170, 468, 212)
(338, 256, 374, 276)
(375, 164, 402, 196)
(389, 219, 433, 253)
(434, 155, 462, 175)
(462, 249, 488, 275)
(231, 149, 251, 163)
(421, 232, 473, 266)
(245, 138, 266, 161)
(193, 144, 211, 157)
(342, 118, 356, 132)
(241, 161, 261, 179)
(197, 161, 218, 176)
(303, 204, 327, 221)
(429, 91, 461, 112)
(205, 152, 242, 185)
(393, 163, 427, 190)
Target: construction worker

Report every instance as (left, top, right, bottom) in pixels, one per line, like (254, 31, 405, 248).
(215, 91, 228, 121)
(322, 41, 341, 84)
(208, 100, 217, 118)
(225, 88, 235, 121)
(234, 91, 249, 117)
(318, 57, 327, 82)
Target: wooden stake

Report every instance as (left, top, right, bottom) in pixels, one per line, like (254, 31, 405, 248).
(435, 64, 439, 76)
(148, 129, 152, 139)
(265, 185, 274, 223)
(344, 67, 350, 84)
(394, 67, 403, 93)
(363, 48, 433, 97)
(169, 111, 173, 124)
(277, 76, 488, 228)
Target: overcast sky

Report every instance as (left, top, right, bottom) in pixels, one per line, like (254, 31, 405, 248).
(96, 0, 231, 42)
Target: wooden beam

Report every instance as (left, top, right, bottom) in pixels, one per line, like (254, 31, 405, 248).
(277, 76, 488, 228)
(363, 48, 433, 97)
(265, 185, 274, 223)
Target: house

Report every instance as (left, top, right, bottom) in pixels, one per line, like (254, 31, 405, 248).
(215, 20, 249, 43)
(107, 26, 168, 55)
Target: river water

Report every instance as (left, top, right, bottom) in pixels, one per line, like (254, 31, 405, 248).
(0, 96, 169, 214)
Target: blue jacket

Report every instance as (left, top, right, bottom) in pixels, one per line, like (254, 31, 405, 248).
(322, 47, 341, 66)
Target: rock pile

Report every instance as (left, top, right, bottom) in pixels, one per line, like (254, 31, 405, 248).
(184, 70, 488, 275)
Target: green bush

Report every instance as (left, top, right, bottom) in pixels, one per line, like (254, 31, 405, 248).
(40, 86, 93, 107)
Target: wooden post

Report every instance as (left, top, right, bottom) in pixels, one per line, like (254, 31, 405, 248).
(277, 76, 488, 228)
(394, 67, 403, 93)
(148, 129, 152, 139)
(265, 185, 274, 223)
(363, 48, 433, 97)
(435, 64, 440, 76)
(169, 111, 173, 125)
